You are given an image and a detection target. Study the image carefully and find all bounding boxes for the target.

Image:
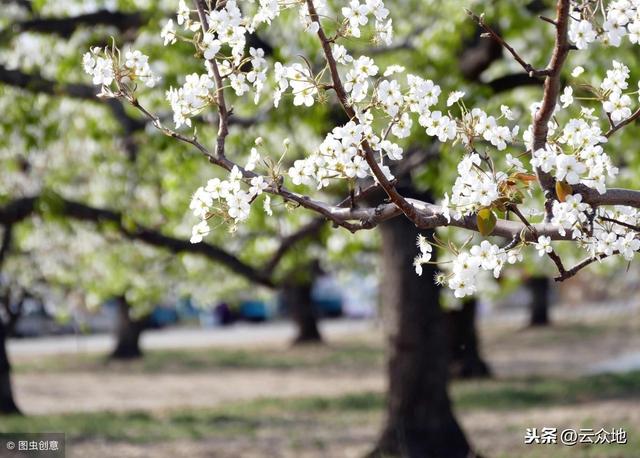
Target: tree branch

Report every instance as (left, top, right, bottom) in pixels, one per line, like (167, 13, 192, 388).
(0, 196, 274, 286)
(605, 107, 640, 138)
(554, 251, 620, 282)
(0, 224, 13, 271)
(10, 10, 144, 38)
(465, 9, 550, 78)
(194, 0, 230, 160)
(305, 0, 423, 227)
(531, 0, 571, 215)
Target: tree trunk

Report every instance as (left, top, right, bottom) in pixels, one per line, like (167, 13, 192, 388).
(284, 283, 323, 345)
(110, 298, 144, 359)
(447, 298, 491, 379)
(370, 214, 475, 458)
(528, 276, 551, 327)
(0, 319, 20, 415)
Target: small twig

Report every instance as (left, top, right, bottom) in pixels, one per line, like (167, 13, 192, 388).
(508, 204, 538, 237)
(503, 233, 521, 251)
(547, 249, 568, 277)
(539, 15, 557, 26)
(605, 107, 640, 138)
(554, 251, 620, 282)
(466, 9, 550, 77)
(599, 215, 640, 232)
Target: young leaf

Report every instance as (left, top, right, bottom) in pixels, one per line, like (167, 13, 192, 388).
(477, 208, 497, 236)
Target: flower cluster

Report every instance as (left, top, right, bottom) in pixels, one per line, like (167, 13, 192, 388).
(206, 0, 246, 63)
(274, 62, 318, 107)
(600, 60, 638, 125)
(449, 153, 502, 215)
(591, 207, 640, 260)
(413, 235, 433, 276)
(189, 160, 271, 242)
(532, 116, 618, 194)
(83, 48, 158, 95)
(551, 194, 592, 238)
(445, 241, 522, 298)
(341, 0, 392, 44)
(288, 121, 372, 188)
(569, 1, 640, 49)
(166, 74, 214, 128)
(82, 48, 114, 86)
(123, 50, 159, 88)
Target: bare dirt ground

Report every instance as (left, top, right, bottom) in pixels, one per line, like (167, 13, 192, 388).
(13, 311, 640, 416)
(64, 398, 640, 458)
(7, 305, 640, 458)
(13, 369, 384, 415)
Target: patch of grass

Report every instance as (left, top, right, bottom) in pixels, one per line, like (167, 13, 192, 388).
(1, 372, 639, 449)
(14, 341, 384, 374)
(0, 393, 381, 443)
(453, 371, 640, 410)
(0, 409, 268, 443)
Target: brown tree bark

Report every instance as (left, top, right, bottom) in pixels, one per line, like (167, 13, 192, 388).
(283, 283, 323, 345)
(0, 225, 20, 415)
(370, 211, 475, 458)
(110, 297, 146, 359)
(447, 298, 491, 379)
(528, 276, 551, 327)
(0, 318, 20, 415)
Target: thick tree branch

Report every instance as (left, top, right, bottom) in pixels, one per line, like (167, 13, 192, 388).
(0, 224, 12, 271)
(0, 196, 274, 286)
(10, 10, 144, 38)
(531, 0, 571, 214)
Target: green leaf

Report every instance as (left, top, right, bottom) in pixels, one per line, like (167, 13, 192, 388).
(477, 208, 497, 236)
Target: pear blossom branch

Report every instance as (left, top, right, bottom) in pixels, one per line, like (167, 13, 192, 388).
(547, 249, 568, 278)
(126, 93, 640, 239)
(194, 0, 230, 160)
(530, 0, 572, 214)
(554, 251, 621, 282)
(599, 216, 640, 232)
(305, 0, 424, 227)
(605, 107, 640, 138)
(125, 91, 371, 232)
